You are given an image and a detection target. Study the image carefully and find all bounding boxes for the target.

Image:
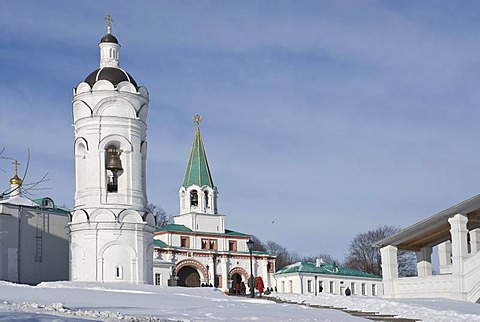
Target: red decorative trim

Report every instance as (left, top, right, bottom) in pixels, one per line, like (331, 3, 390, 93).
(176, 259, 208, 280)
(228, 267, 249, 281)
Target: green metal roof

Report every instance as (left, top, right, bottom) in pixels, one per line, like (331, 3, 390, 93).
(153, 239, 168, 247)
(225, 229, 249, 237)
(275, 261, 380, 279)
(182, 124, 214, 188)
(155, 224, 249, 237)
(31, 197, 70, 215)
(155, 224, 193, 233)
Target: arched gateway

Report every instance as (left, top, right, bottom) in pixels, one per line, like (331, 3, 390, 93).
(175, 259, 208, 287)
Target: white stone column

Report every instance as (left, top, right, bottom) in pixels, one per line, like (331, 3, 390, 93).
(221, 259, 228, 290)
(448, 213, 468, 300)
(469, 228, 480, 254)
(380, 245, 398, 298)
(438, 240, 452, 274)
(448, 214, 468, 274)
(416, 246, 433, 277)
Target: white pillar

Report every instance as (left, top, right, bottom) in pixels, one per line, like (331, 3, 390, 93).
(469, 228, 480, 254)
(438, 241, 452, 274)
(448, 214, 468, 300)
(448, 214, 468, 274)
(416, 246, 433, 277)
(219, 258, 227, 290)
(380, 245, 398, 298)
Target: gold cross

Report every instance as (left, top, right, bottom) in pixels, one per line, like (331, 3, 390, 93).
(12, 160, 20, 176)
(193, 115, 203, 125)
(105, 15, 113, 33)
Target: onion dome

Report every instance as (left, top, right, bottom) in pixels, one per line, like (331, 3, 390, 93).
(10, 174, 22, 186)
(100, 33, 118, 44)
(9, 160, 22, 186)
(85, 67, 138, 88)
(84, 15, 138, 89)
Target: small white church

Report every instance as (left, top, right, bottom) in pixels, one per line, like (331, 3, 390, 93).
(0, 163, 70, 284)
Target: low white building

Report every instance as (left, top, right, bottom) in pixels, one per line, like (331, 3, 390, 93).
(153, 117, 276, 292)
(374, 194, 480, 303)
(274, 259, 383, 297)
(0, 166, 70, 284)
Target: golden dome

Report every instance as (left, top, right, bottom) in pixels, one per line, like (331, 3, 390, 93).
(10, 174, 22, 186)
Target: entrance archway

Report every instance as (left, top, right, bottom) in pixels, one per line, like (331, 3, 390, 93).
(177, 266, 200, 287)
(231, 273, 243, 293)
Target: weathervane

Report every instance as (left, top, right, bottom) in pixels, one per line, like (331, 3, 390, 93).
(105, 15, 113, 34)
(193, 115, 203, 126)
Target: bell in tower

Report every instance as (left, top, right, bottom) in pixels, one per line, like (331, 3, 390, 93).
(106, 145, 123, 192)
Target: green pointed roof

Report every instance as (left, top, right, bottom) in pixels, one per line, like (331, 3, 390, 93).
(182, 116, 214, 188)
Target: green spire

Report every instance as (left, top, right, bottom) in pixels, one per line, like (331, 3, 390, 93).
(182, 115, 214, 188)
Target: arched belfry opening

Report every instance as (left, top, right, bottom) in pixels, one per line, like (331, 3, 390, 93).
(105, 145, 123, 193)
(204, 190, 209, 208)
(190, 190, 198, 207)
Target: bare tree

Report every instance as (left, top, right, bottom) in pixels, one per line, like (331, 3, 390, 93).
(147, 203, 173, 227)
(263, 240, 294, 270)
(344, 225, 416, 277)
(248, 235, 267, 252)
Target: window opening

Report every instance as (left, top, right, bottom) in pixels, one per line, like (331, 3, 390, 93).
(115, 265, 123, 279)
(190, 190, 198, 206)
(106, 145, 123, 193)
(204, 190, 209, 207)
(229, 241, 237, 251)
(181, 236, 189, 248)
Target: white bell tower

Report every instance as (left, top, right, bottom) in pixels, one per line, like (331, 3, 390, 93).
(69, 16, 155, 283)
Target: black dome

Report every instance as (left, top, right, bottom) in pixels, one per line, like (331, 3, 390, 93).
(85, 67, 138, 88)
(100, 33, 118, 44)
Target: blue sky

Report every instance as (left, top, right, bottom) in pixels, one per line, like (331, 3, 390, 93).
(1, 1, 480, 261)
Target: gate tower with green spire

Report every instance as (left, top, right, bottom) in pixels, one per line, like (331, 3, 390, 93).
(175, 115, 222, 232)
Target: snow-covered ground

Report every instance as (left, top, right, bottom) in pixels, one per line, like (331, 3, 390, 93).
(0, 281, 478, 321)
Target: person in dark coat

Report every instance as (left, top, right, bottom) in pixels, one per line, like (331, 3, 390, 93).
(240, 282, 246, 294)
(345, 287, 351, 296)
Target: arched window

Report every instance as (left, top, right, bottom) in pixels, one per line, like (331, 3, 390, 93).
(42, 198, 54, 208)
(204, 190, 209, 208)
(190, 190, 198, 206)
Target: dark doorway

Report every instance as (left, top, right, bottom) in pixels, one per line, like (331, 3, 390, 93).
(230, 273, 243, 293)
(177, 266, 200, 287)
